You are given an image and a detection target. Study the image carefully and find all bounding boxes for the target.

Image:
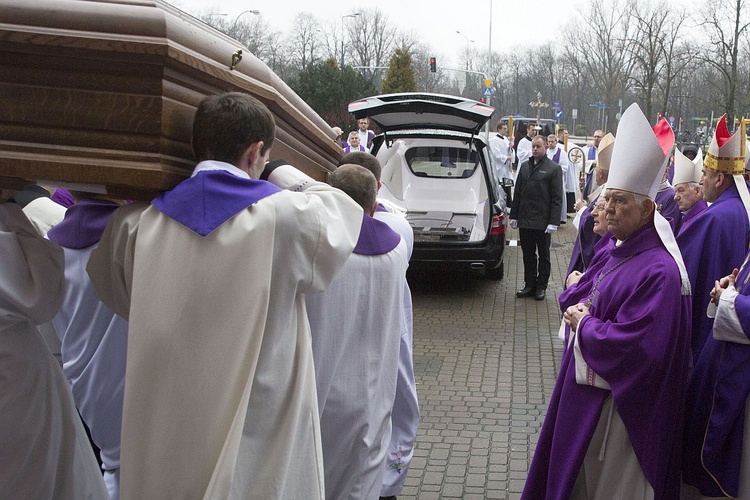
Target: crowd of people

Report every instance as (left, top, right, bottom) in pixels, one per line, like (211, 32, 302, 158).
(335, 117, 376, 154)
(517, 103, 750, 499)
(4, 88, 750, 500)
(1, 93, 418, 500)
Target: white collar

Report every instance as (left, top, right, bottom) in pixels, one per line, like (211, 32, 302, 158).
(191, 160, 250, 179)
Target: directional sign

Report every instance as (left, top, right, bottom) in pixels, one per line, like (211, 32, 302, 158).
(483, 87, 492, 97)
(554, 109, 563, 119)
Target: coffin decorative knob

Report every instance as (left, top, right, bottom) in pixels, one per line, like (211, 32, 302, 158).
(231, 49, 243, 70)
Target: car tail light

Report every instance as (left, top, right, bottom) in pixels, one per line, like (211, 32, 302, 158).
(490, 212, 505, 235)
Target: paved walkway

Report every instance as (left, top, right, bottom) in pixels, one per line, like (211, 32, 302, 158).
(401, 219, 578, 499)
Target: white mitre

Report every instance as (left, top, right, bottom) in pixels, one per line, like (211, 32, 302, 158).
(609, 103, 690, 295)
(673, 147, 703, 186)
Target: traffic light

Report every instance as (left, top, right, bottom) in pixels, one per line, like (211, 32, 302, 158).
(429, 56, 436, 73)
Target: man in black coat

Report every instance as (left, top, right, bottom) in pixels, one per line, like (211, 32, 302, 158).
(510, 135, 563, 300)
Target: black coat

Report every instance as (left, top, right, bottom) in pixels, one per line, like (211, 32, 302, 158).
(510, 155, 563, 230)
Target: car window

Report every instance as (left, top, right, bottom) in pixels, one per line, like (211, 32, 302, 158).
(405, 146, 478, 179)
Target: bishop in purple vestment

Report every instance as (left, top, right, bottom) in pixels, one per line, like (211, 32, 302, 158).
(683, 253, 750, 498)
(525, 105, 692, 500)
(676, 183, 750, 363)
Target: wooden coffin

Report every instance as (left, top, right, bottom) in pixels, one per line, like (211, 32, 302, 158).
(0, 0, 343, 199)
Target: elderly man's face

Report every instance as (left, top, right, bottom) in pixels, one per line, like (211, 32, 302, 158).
(700, 169, 722, 203)
(531, 137, 547, 159)
(591, 197, 608, 237)
(349, 134, 360, 147)
(604, 188, 652, 241)
(674, 183, 702, 212)
(593, 130, 604, 147)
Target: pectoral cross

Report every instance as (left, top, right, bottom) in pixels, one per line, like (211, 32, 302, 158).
(529, 91, 549, 129)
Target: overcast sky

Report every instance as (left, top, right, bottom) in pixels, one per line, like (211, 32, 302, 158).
(165, 0, 593, 66)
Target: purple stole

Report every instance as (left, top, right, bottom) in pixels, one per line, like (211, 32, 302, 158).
(353, 214, 401, 256)
(684, 252, 750, 497)
(47, 199, 120, 248)
(582, 147, 597, 200)
(552, 148, 562, 163)
(152, 170, 280, 236)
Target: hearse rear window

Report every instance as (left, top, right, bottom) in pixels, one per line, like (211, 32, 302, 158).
(405, 146, 478, 178)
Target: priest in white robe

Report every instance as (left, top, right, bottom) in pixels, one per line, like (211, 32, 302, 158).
(306, 164, 408, 499)
(49, 196, 128, 500)
(87, 93, 363, 500)
(0, 199, 108, 500)
(338, 152, 421, 498)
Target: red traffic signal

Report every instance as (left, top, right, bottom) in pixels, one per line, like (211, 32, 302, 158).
(429, 57, 436, 73)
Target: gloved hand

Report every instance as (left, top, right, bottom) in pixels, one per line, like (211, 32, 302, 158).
(510, 219, 518, 229)
(545, 224, 558, 234)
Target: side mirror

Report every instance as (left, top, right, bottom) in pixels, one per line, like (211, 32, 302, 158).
(501, 178, 515, 188)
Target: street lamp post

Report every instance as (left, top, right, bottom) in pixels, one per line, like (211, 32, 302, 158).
(232, 9, 260, 30)
(456, 30, 474, 71)
(340, 13, 360, 69)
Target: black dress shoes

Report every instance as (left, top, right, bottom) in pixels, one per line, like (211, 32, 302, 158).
(516, 286, 536, 298)
(534, 289, 546, 300)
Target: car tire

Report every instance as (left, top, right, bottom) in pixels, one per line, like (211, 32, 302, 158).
(485, 261, 504, 280)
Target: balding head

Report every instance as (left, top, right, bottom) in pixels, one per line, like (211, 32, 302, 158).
(339, 151, 382, 182)
(329, 164, 378, 215)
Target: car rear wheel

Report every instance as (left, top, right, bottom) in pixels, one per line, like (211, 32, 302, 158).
(484, 261, 504, 280)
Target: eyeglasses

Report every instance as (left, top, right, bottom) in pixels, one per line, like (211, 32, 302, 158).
(594, 135, 603, 139)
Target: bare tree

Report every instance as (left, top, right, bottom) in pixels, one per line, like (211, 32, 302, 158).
(287, 13, 322, 71)
(628, 1, 672, 120)
(563, 0, 635, 131)
(346, 9, 397, 82)
(697, 0, 750, 123)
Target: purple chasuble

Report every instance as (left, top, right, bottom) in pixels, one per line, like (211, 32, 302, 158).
(655, 186, 681, 232)
(676, 183, 750, 362)
(51, 188, 75, 208)
(47, 199, 120, 248)
(684, 251, 750, 497)
(558, 232, 615, 347)
(152, 170, 280, 237)
(523, 223, 691, 500)
(566, 196, 602, 280)
(676, 199, 708, 236)
(353, 214, 401, 256)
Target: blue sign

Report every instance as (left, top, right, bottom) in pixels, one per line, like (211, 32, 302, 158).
(483, 87, 492, 97)
(554, 109, 563, 119)
(552, 100, 560, 108)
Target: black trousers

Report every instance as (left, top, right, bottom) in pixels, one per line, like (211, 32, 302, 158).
(519, 228, 551, 289)
(566, 192, 576, 213)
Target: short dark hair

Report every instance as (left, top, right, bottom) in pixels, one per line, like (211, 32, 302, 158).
(339, 152, 382, 181)
(192, 92, 275, 165)
(496, 122, 507, 132)
(329, 164, 377, 212)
